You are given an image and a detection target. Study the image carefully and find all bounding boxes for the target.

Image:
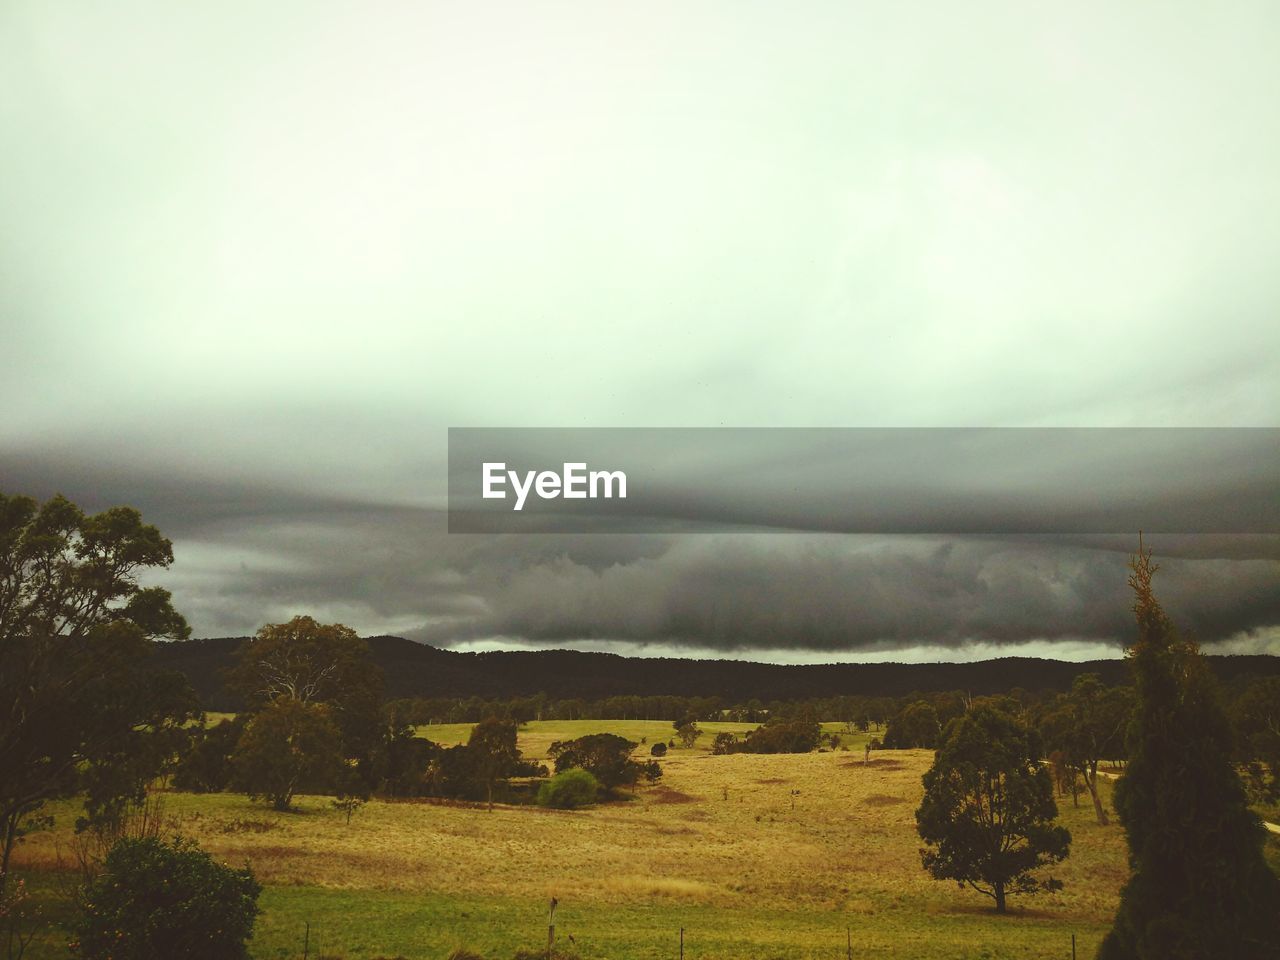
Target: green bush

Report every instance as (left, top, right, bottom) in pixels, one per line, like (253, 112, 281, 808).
(71, 835, 261, 960)
(537, 768, 601, 809)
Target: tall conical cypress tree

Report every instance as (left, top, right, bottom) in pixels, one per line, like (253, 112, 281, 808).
(1098, 546, 1280, 959)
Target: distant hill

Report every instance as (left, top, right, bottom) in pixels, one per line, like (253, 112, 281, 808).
(149, 635, 1280, 712)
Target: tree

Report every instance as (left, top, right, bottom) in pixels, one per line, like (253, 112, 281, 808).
(547, 733, 660, 794)
(674, 716, 702, 749)
(468, 717, 523, 811)
(424, 743, 476, 799)
(70, 835, 260, 960)
(228, 616, 384, 765)
(1233, 676, 1280, 803)
(419, 721, 541, 803)
(173, 717, 246, 793)
(230, 699, 344, 811)
(0, 492, 195, 892)
(710, 732, 738, 755)
(1046, 749, 1079, 805)
(330, 766, 369, 825)
(916, 703, 1070, 913)
(884, 701, 942, 749)
(740, 717, 822, 754)
(368, 718, 437, 798)
(1040, 675, 1132, 825)
(1098, 547, 1280, 959)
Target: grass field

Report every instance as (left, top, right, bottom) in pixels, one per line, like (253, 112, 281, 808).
(409, 719, 871, 757)
(11, 718, 1271, 960)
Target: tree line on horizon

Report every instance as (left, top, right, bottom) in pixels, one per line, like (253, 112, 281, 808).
(152, 631, 1280, 712)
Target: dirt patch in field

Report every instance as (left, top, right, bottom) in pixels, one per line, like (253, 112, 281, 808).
(863, 794, 907, 807)
(754, 777, 792, 785)
(651, 823, 698, 836)
(842, 758, 904, 770)
(647, 785, 699, 804)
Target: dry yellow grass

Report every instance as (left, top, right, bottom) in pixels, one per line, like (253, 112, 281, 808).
(12, 720, 1145, 958)
(16, 737, 1125, 927)
(410, 719, 773, 759)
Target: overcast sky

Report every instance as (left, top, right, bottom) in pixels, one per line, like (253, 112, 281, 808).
(2, 2, 1277, 662)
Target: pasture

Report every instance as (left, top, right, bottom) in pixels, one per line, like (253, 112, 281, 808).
(407, 718, 862, 756)
(5, 719, 1199, 959)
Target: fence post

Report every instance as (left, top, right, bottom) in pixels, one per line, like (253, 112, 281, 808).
(303, 922, 309, 960)
(679, 926, 684, 960)
(847, 926, 852, 960)
(547, 897, 557, 960)
(1072, 933, 1077, 960)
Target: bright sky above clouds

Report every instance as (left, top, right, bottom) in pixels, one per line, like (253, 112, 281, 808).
(2, 2, 1277, 659)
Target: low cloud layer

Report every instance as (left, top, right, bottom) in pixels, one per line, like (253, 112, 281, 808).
(3, 454, 1277, 660)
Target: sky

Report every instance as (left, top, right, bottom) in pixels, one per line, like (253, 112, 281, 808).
(1, 2, 1278, 662)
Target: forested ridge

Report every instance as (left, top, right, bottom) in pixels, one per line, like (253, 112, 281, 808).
(152, 635, 1280, 711)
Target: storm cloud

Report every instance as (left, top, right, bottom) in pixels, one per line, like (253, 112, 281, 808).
(141, 518, 1280, 659)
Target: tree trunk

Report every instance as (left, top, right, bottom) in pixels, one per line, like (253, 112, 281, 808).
(994, 882, 1007, 914)
(0, 810, 18, 896)
(1085, 764, 1110, 825)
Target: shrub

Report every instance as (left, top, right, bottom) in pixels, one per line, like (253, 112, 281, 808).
(537, 768, 601, 809)
(710, 732, 739, 755)
(650, 741, 667, 757)
(70, 835, 260, 960)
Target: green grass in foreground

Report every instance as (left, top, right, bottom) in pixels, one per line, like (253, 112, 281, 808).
(12, 876, 1113, 960)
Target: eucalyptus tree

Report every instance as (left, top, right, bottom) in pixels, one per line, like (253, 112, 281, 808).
(0, 492, 194, 890)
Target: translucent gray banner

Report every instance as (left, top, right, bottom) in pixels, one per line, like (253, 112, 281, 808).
(447, 428, 1278, 534)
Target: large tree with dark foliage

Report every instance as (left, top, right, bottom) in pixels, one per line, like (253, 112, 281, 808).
(228, 616, 384, 766)
(0, 492, 195, 891)
(916, 702, 1070, 913)
(368, 717, 437, 797)
(884, 701, 942, 749)
(468, 717, 524, 811)
(230, 699, 345, 811)
(548, 733, 661, 793)
(1098, 548, 1280, 959)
